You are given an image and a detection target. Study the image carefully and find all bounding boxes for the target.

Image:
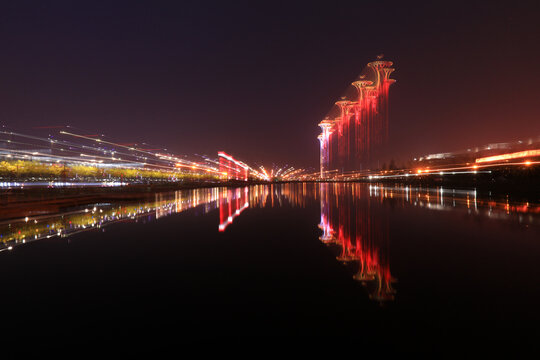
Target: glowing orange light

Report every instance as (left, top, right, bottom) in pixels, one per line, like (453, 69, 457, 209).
(525, 160, 532, 166)
(476, 149, 540, 163)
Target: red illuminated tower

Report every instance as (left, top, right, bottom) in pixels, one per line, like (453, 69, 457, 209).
(367, 60, 395, 144)
(351, 80, 374, 162)
(367, 60, 393, 89)
(335, 99, 352, 170)
(318, 56, 395, 174)
(351, 80, 374, 103)
(318, 118, 335, 179)
(334, 99, 350, 137)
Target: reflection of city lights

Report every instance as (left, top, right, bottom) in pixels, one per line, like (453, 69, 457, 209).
(1, 188, 226, 252)
(2, 180, 538, 311)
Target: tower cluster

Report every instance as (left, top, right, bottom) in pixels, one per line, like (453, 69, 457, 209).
(318, 57, 396, 178)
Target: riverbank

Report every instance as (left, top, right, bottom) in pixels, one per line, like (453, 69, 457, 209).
(285, 167, 540, 202)
(362, 168, 540, 202)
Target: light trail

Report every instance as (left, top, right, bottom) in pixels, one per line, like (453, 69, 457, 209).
(0, 126, 248, 182)
(61, 131, 218, 173)
(475, 149, 540, 163)
(217, 151, 268, 180)
(311, 158, 539, 182)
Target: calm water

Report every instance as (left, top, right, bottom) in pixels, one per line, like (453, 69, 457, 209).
(1, 183, 539, 350)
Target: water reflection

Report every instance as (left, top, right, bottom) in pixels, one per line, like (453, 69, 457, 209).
(0, 187, 222, 253)
(219, 187, 249, 231)
(370, 184, 539, 225)
(0, 184, 314, 253)
(1, 182, 538, 302)
(218, 183, 317, 230)
(1, 182, 539, 346)
(320, 183, 396, 303)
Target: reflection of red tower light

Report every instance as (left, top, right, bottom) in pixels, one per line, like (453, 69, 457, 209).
(336, 242, 358, 262)
(370, 268, 397, 303)
(218, 186, 250, 231)
(353, 257, 376, 282)
(318, 221, 335, 243)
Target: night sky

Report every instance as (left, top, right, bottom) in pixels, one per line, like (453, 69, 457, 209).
(1, 0, 539, 167)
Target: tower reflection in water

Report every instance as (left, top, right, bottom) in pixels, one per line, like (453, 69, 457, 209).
(319, 183, 396, 303)
(2, 182, 537, 305)
(219, 187, 249, 231)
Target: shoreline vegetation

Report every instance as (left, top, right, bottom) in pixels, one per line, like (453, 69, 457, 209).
(0, 159, 217, 182)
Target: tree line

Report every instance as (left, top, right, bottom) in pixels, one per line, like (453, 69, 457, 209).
(0, 160, 217, 181)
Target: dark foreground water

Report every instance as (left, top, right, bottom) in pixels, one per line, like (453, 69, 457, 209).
(1, 183, 539, 351)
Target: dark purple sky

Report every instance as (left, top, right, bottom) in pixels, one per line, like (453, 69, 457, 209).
(1, 0, 539, 167)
